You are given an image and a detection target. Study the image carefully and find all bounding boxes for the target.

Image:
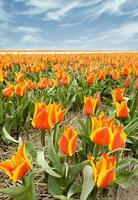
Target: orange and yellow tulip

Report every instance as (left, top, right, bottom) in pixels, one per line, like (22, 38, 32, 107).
(112, 88, 125, 102)
(124, 75, 131, 88)
(109, 124, 126, 151)
(59, 125, 78, 156)
(0, 144, 31, 182)
(90, 113, 111, 146)
(115, 100, 130, 118)
(15, 72, 24, 83)
(32, 102, 53, 130)
(50, 103, 64, 124)
(96, 153, 116, 188)
(15, 81, 27, 97)
(2, 84, 15, 97)
(83, 95, 100, 116)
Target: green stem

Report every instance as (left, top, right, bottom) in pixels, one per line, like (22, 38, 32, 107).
(92, 186, 99, 200)
(40, 129, 45, 148)
(93, 144, 100, 162)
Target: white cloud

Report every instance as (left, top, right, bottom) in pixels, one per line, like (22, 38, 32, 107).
(21, 34, 45, 43)
(13, 26, 42, 33)
(63, 21, 138, 50)
(0, 1, 8, 21)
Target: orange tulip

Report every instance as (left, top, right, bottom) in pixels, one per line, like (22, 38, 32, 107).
(15, 72, 24, 83)
(38, 78, 54, 89)
(111, 69, 120, 81)
(15, 81, 27, 97)
(0, 144, 31, 182)
(124, 75, 131, 88)
(83, 95, 100, 116)
(86, 73, 96, 85)
(59, 125, 78, 156)
(2, 84, 15, 97)
(115, 100, 130, 118)
(112, 88, 125, 102)
(109, 124, 126, 151)
(32, 102, 53, 130)
(96, 153, 116, 188)
(56, 71, 70, 86)
(90, 113, 111, 146)
(50, 103, 64, 124)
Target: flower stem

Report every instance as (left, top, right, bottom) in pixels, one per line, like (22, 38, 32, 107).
(93, 144, 100, 162)
(40, 129, 45, 148)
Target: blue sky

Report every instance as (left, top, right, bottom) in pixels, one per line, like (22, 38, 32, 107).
(0, 0, 138, 50)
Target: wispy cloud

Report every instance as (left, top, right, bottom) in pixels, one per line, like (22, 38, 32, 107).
(63, 21, 138, 50)
(0, 1, 8, 21)
(12, 26, 42, 34)
(21, 34, 45, 43)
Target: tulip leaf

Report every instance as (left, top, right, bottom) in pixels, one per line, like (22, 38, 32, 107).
(124, 117, 138, 135)
(48, 175, 63, 195)
(67, 160, 89, 186)
(53, 195, 68, 200)
(0, 186, 26, 196)
(67, 181, 81, 199)
(26, 142, 37, 160)
(116, 167, 138, 189)
(48, 134, 62, 174)
(24, 171, 37, 200)
(2, 126, 19, 144)
(80, 165, 95, 200)
(37, 150, 61, 177)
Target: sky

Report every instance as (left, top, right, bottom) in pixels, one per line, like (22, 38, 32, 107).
(0, 0, 138, 50)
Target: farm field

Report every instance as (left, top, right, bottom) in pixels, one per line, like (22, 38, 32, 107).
(0, 52, 138, 200)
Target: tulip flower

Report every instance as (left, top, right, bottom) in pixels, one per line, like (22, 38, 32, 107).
(124, 75, 131, 88)
(15, 72, 24, 83)
(115, 100, 130, 118)
(112, 87, 125, 102)
(32, 101, 53, 130)
(84, 95, 100, 116)
(109, 124, 127, 151)
(2, 84, 15, 97)
(0, 144, 31, 182)
(56, 71, 70, 86)
(59, 125, 78, 156)
(90, 113, 112, 146)
(111, 69, 120, 81)
(50, 103, 64, 124)
(38, 78, 54, 89)
(96, 153, 116, 188)
(86, 73, 96, 85)
(15, 81, 27, 97)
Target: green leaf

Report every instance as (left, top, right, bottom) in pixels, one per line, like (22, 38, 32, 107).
(116, 167, 138, 189)
(24, 171, 37, 200)
(2, 126, 18, 144)
(80, 165, 95, 200)
(48, 175, 63, 195)
(67, 160, 89, 186)
(67, 181, 81, 199)
(37, 150, 61, 178)
(124, 117, 138, 135)
(0, 186, 26, 196)
(26, 142, 37, 160)
(54, 195, 68, 200)
(116, 157, 138, 171)
(48, 134, 62, 174)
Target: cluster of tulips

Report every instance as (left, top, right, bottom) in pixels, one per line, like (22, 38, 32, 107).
(0, 52, 138, 200)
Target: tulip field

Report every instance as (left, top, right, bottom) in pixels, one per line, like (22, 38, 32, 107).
(0, 52, 138, 200)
